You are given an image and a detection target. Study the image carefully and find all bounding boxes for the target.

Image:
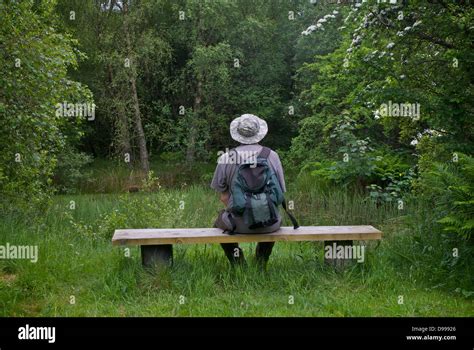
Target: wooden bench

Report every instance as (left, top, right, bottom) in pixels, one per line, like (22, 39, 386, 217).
(112, 225, 382, 268)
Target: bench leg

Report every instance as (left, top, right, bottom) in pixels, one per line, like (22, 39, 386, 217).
(141, 244, 173, 268)
(324, 240, 354, 269)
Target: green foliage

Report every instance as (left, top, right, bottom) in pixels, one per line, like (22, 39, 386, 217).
(326, 114, 375, 186)
(296, 114, 413, 198)
(301, 160, 337, 190)
(289, 1, 473, 204)
(55, 0, 311, 161)
(188, 43, 233, 98)
(398, 152, 474, 292)
(366, 151, 414, 203)
(53, 150, 93, 194)
(159, 152, 184, 163)
(0, 0, 92, 212)
(416, 153, 474, 242)
(1, 0, 473, 316)
(294, 1, 474, 148)
(66, 193, 183, 241)
(1, 185, 472, 316)
(140, 171, 162, 193)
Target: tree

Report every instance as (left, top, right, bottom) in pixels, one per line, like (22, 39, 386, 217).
(291, 1, 473, 166)
(0, 0, 92, 211)
(57, 0, 172, 173)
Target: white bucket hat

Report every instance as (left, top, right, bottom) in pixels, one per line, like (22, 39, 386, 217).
(230, 114, 268, 144)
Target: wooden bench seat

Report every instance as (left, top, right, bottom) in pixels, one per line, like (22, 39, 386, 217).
(112, 225, 382, 267)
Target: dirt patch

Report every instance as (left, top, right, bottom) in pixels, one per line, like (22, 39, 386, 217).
(0, 273, 17, 285)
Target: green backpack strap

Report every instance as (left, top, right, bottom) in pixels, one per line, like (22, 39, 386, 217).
(282, 196, 299, 229)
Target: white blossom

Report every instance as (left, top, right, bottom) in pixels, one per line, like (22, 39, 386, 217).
(352, 35, 362, 46)
(423, 129, 442, 137)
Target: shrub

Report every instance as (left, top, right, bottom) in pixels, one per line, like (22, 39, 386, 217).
(66, 193, 183, 241)
(406, 152, 474, 293)
(416, 153, 474, 243)
(53, 150, 93, 194)
(0, 1, 92, 212)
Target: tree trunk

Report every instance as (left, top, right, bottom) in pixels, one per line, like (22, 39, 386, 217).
(108, 65, 132, 164)
(129, 76, 149, 174)
(123, 4, 150, 174)
(186, 80, 202, 163)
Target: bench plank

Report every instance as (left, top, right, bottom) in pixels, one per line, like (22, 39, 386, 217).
(112, 225, 382, 246)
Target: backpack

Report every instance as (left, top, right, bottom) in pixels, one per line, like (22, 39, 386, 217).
(225, 146, 299, 234)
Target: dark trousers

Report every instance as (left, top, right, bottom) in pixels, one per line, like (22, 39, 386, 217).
(214, 209, 275, 265)
(220, 242, 275, 265)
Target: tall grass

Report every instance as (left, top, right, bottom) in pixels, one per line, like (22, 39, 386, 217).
(0, 179, 472, 316)
(75, 159, 215, 193)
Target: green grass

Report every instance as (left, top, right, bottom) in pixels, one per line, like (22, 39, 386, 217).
(0, 183, 472, 316)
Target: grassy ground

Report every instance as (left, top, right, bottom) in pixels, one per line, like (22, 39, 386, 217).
(75, 158, 215, 193)
(1, 176, 472, 317)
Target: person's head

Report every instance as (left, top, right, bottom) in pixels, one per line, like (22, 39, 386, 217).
(230, 114, 268, 145)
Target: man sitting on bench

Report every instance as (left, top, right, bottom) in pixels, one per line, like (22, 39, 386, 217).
(211, 114, 296, 266)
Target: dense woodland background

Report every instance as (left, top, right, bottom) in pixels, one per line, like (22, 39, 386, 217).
(0, 0, 473, 315)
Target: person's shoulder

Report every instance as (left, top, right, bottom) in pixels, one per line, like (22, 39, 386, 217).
(259, 147, 281, 166)
(266, 147, 280, 159)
